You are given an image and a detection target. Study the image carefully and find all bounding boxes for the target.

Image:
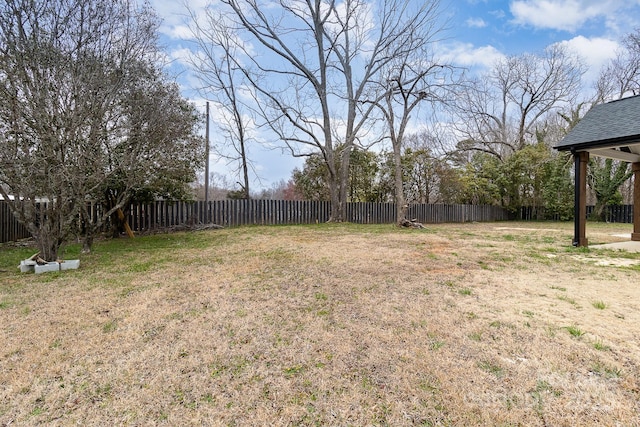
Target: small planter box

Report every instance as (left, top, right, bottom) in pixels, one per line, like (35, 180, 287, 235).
(34, 262, 61, 274)
(19, 259, 37, 273)
(60, 259, 80, 271)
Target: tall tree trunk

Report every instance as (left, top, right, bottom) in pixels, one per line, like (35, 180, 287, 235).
(394, 146, 407, 224)
(337, 147, 352, 222)
(82, 234, 94, 254)
(241, 138, 250, 199)
(325, 147, 342, 222)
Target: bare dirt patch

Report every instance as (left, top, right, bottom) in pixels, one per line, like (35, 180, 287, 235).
(1, 222, 640, 425)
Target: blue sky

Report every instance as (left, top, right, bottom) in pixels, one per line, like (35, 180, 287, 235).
(149, 0, 640, 192)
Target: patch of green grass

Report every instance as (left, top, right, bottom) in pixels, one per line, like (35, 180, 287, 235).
(94, 383, 112, 401)
(477, 360, 504, 378)
(284, 365, 305, 377)
(79, 231, 228, 271)
(590, 361, 622, 379)
(468, 331, 482, 342)
(0, 299, 14, 309)
(492, 254, 514, 263)
(489, 320, 514, 329)
(533, 379, 561, 396)
(530, 379, 563, 417)
(458, 287, 472, 296)
(126, 260, 155, 273)
(35, 272, 62, 283)
(522, 310, 535, 318)
(209, 361, 227, 378)
(571, 246, 591, 254)
(550, 285, 567, 292)
(477, 260, 490, 270)
(0, 246, 39, 270)
(417, 375, 441, 395)
(525, 251, 557, 266)
(427, 333, 445, 350)
(29, 405, 45, 417)
(429, 340, 445, 351)
(102, 320, 117, 333)
(564, 325, 584, 338)
(209, 355, 252, 378)
(591, 300, 607, 310)
(557, 294, 580, 308)
(545, 325, 558, 338)
(593, 340, 610, 351)
(314, 292, 328, 301)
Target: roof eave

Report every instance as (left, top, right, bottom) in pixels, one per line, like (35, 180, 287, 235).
(555, 135, 640, 152)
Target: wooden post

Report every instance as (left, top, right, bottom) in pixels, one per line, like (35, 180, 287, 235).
(573, 151, 589, 247)
(632, 163, 640, 241)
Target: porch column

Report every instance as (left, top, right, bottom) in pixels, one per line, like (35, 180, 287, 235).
(632, 163, 640, 241)
(573, 151, 589, 247)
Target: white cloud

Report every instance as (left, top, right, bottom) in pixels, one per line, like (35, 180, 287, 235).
(556, 35, 620, 84)
(509, 0, 625, 32)
(167, 47, 194, 65)
(466, 17, 487, 28)
(149, 0, 210, 40)
(439, 42, 506, 69)
(489, 9, 506, 20)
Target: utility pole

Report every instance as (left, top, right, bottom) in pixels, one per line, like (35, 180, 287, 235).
(204, 101, 210, 205)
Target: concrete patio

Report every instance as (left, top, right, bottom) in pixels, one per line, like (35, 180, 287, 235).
(590, 234, 640, 253)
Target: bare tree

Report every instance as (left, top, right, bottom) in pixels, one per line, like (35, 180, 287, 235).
(378, 64, 457, 222)
(454, 44, 584, 161)
(371, 10, 457, 223)
(0, 0, 203, 259)
(188, 7, 254, 199)
(595, 29, 640, 102)
(204, 0, 445, 221)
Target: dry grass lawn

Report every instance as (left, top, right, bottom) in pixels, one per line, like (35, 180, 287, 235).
(1, 221, 640, 426)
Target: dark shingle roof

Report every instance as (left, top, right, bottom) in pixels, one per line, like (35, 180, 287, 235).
(555, 95, 640, 151)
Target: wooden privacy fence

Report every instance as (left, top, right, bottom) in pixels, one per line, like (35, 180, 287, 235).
(126, 200, 510, 232)
(518, 205, 635, 222)
(0, 200, 31, 243)
(1, 199, 515, 243)
(587, 205, 634, 223)
(346, 202, 509, 224)
(128, 199, 333, 230)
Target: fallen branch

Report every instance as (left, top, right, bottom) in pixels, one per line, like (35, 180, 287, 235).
(28, 252, 47, 265)
(399, 218, 425, 229)
(169, 223, 225, 232)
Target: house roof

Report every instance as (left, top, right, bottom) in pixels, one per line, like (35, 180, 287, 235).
(555, 95, 640, 163)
